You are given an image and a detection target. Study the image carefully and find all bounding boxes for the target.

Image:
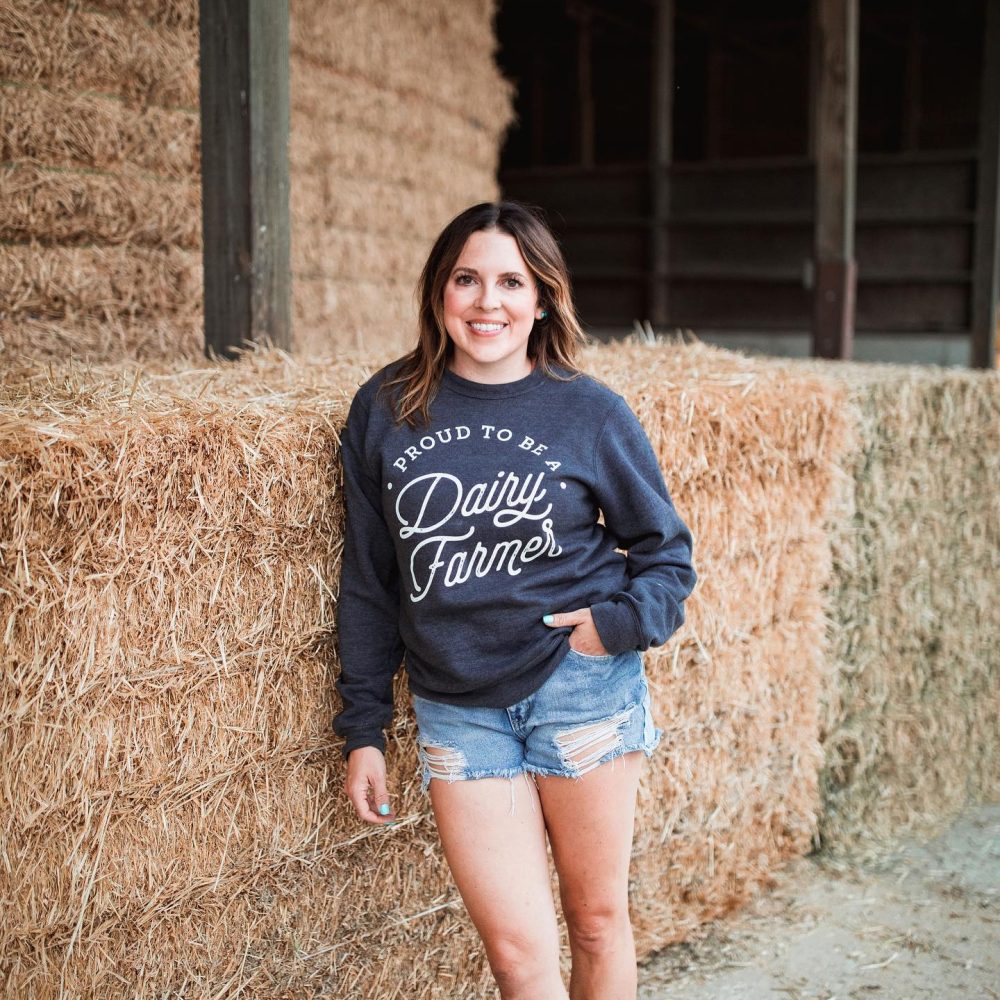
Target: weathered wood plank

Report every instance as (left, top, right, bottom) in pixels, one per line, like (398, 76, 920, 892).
(199, 0, 290, 360)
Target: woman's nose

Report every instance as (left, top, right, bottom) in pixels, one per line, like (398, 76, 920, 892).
(476, 283, 501, 310)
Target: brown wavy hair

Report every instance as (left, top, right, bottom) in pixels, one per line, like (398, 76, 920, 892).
(376, 201, 592, 428)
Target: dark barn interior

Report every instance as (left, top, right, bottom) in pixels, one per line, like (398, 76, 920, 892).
(495, 0, 990, 366)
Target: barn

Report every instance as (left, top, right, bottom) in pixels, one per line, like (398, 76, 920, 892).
(2, 0, 997, 368)
(1, 3, 997, 998)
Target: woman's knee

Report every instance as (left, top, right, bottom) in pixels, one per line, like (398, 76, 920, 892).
(485, 928, 560, 990)
(562, 899, 631, 956)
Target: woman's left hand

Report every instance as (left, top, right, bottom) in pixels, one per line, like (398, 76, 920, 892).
(542, 606, 609, 656)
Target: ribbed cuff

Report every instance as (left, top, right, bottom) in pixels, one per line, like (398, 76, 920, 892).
(339, 730, 386, 760)
(589, 598, 643, 655)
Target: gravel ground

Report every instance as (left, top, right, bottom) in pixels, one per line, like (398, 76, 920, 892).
(637, 804, 999, 1000)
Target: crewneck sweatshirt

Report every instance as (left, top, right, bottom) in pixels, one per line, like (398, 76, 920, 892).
(333, 358, 697, 758)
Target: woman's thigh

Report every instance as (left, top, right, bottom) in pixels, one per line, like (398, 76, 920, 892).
(522, 649, 659, 922)
(534, 750, 644, 921)
(428, 772, 562, 967)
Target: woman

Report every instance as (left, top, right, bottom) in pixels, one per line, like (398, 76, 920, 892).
(334, 201, 697, 999)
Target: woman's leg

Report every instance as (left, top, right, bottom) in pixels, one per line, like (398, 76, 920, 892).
(427, 769, 569, 1000)
(534, 750, 644, 1000)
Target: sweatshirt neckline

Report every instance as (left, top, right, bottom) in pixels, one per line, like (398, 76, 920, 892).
(440, 362, 547, 399)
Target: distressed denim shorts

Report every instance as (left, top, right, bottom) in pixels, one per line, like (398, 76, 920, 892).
(410, 646, 662, 797)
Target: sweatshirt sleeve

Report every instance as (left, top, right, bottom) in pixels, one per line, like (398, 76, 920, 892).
(587, 397, 697, 655)
(332, 389, 406, 759)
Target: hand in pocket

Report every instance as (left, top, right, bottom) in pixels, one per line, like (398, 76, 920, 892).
(542, 606, 609, 657)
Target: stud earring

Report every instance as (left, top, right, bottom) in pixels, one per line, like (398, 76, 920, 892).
(539, 310, 548, 320)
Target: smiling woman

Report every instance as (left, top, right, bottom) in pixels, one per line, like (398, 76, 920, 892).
(442, 229, 545, 384)
(334, 200, 697, 1000)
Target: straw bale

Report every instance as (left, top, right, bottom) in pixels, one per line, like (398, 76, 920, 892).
(1, 321, 996, 993)
(4, 0, 511, 366)
(1, 83, 200, 178)
(288, 0, 513, 359)
(292, 276, 418, 358)
(797, 362, 1000, 858)
(290, 116, 498, 194)
(0, 243, 201, 322)
(0, 313, 203, 364)
(0, 1, 199, 108)
(0, 164, 201, 247)
(692, 530, 831, 640)
(631, 617, 824, 950)
(1, 1, 202, 368)
(289, 1, 515, 131)
(82, 0, 198, 32)
(292, 225, 428, 282)
(290, 171, 488, 249)
(2, 340, 859, 996)
(291, 64, 502, 172)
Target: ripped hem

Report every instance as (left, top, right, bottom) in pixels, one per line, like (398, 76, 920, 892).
(418, 762, 528, 794)
(525, 731, 663, 783)
(418, 764, 538, 817)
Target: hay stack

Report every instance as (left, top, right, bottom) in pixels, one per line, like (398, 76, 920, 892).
(0, 0, 204, 364)
(289, 0, 515, 359)
(2, 340, 854, 996)
(780, 357, 1000, 859)
(1, 0, 514, 366)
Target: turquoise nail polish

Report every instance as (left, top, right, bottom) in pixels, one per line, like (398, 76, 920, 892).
(542, 614, 553, 624)
(378, 803, 390, 816)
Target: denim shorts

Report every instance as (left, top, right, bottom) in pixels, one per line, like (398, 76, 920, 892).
(410, 645, 662, 796)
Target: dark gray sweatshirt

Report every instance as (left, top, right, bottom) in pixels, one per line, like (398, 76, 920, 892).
(333, 358, 697, 757)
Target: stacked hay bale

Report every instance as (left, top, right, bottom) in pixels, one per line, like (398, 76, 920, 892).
(585, 341, 858, 952)
(0, 0, 204, 363)
(289, 0, 515, 359)
(791, 358, 1000, 859)
(1, 340, 859, 996)
(0, 0, 514, 366)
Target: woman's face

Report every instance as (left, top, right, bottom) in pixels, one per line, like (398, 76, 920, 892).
(442, 228, 545, 382)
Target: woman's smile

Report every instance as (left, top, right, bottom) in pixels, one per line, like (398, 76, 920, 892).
(467, 320, 508, 335)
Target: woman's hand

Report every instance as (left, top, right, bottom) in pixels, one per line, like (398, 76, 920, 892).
(542, 606, 609, 656)
(345, 746, 397, 825)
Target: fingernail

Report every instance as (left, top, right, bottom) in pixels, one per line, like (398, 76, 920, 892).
(542, 614, 553, 624)
(378, 803, 390, 816)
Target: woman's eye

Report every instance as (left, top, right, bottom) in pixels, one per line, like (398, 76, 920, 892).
(504, 278, 524, 289)
(455, 274, 474, 285)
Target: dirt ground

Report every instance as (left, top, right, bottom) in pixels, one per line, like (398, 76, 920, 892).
(637, 804, 999, 1000)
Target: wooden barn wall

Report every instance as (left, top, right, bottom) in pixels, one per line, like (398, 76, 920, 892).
(501, 153, 974, 335)
(496, 0, 984, 351)
(0, 1, 515, 365)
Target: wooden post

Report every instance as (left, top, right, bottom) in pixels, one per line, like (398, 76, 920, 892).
(705, 1, 725, 161)
(530, 38, 546, 165)
(971, 0, 1000, 369)
(199, 0, 291, 361)
(901, 4, 923, 152)
(649, 0, 674, 327)
(577, 5, 594, 168)
(812, 0, 858, 360)
(807, 0, 819, 157)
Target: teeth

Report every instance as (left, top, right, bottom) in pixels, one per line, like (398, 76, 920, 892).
(470, 322, 505, 332)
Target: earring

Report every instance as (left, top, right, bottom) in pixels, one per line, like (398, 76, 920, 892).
(539, 310, 548, 319)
